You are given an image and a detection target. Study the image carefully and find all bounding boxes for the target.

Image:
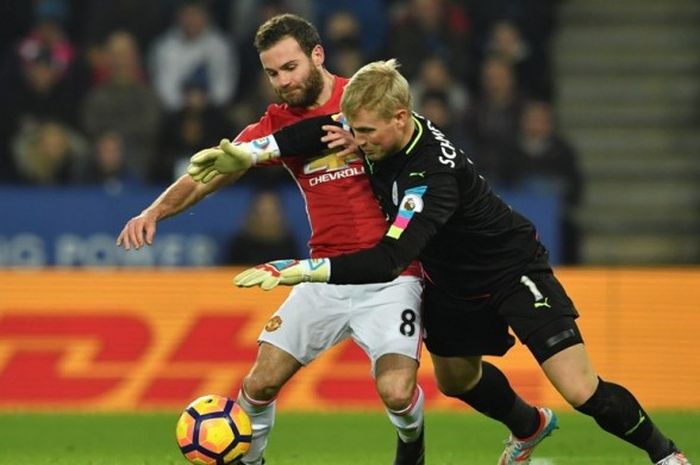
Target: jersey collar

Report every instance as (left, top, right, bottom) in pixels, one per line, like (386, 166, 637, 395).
(403, 115, 423, 156)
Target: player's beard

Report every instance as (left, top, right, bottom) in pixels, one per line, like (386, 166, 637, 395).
(276, 65, 324, 108)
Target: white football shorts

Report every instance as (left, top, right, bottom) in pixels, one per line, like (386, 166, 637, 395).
(258, 275, 423, 373)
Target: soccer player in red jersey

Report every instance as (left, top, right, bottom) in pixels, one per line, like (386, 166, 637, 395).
(118, 15, 426, 465)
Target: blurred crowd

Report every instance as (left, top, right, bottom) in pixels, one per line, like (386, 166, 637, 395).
(0, 0, 582, 263)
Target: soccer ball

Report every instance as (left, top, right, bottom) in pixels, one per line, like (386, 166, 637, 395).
(176, 394, 253, 465)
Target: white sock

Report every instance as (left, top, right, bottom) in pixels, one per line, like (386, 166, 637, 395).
(237, 388, 276, 465)
(385, 385, 425, 443)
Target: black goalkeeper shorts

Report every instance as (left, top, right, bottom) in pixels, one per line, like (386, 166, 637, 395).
(423, 270, 581, 363)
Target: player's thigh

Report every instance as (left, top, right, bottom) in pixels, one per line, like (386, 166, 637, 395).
(422, 284, 515, 358)
(349, 276, 423, 373)
(430, 353, 483, 396)
(499, 271, 581, 364)
(258, 283, 352, 366)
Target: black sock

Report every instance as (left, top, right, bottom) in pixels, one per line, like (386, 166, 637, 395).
(456, 362, 540, 438)
(575, 378, 676, 463)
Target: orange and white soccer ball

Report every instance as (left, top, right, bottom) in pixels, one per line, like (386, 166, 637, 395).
(176, 394, 252, 465)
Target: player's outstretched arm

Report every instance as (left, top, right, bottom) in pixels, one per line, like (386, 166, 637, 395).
(116, 161, 241, 250)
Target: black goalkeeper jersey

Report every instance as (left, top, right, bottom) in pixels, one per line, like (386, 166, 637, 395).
(274, 113, 550, 298)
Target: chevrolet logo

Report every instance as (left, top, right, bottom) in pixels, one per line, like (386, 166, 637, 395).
(303, 151, 360, 174)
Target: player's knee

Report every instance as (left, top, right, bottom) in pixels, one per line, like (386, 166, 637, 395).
(378, 383, 416, 411)
(243, 371, 283, 401)
(435, 365, 481, 397)
(437, 376, 479, 397)
(375, 371, 417, 411)
(561, 377, 598, 407)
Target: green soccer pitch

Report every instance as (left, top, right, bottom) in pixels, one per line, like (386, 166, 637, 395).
(0, 411, 697, 464)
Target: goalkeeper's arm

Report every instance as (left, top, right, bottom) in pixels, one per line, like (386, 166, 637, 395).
(272, 114, 343, 158)
(188, 115, 346, 182)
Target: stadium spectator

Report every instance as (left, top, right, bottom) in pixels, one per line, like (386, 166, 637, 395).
(417, 90, 473, 152)
(153, 69, 230, 183)
(410, 56, 470, 122)
(79, 131, 141, 192)
(466, 0, 559, 100)
(314, 0, 387, 60)
(484, 20, 553, 101)
(81, 31, 161, 183)
(467, 55, 524, 186)
(149, 0, 238, 111)
(384, 0, 470, 81)
(327, 41, 365, 80)
(0, 0, 83, 182)
(20, 0, 73, 59)
(79, 0, 166, 53)
(226, 190, 300, 264)
(510, 100, 582, 264)
(322, 10, 366, 77)
(12, 120, 87, 185)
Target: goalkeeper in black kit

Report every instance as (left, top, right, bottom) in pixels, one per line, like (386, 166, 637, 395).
(188, 59, 691, 465)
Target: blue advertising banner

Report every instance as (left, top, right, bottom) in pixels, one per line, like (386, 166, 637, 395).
(0, 184, 310, 267)
(0, 184, 559, 266)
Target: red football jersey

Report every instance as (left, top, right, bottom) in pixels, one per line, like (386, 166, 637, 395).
(235, 75, 420, 276)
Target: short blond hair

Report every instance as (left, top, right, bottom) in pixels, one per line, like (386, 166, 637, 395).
(341, 59, 412, 121)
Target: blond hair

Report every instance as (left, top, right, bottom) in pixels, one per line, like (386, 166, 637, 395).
(340, 59, 412, 120)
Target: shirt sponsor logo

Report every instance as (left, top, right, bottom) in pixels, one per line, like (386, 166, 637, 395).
(308, 166, 365, 186)
(304, 152, 360, 173)
(305, 152, 363, 185)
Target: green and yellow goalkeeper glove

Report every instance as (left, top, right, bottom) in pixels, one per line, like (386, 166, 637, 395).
(234, 258, 331, 291)
(186, 147, 229, 183)
(187, 136, 281, 183)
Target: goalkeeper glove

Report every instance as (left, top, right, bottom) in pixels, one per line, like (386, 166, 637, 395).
(186, 147, 229, 183)
(187, 136, 281, 183)
(234, 258, 331, 291)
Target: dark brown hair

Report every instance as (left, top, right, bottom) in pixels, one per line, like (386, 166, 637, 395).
(254, 14, 321, 55)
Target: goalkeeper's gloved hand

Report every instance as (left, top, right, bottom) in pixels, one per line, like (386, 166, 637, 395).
(234, 258, 330, 291)
(187, 136, 281, 183)
(186, 147, 230, 183)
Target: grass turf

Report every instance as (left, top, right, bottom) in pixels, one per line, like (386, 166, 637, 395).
(0, 411, 697, 464)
